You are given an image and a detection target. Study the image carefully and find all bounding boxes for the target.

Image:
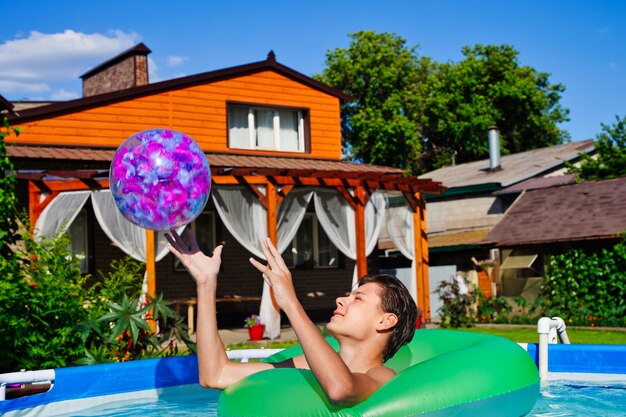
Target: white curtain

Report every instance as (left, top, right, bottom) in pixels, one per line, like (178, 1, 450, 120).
(212, 186, 313, 339)
(91, 190, 176, 263)
(314, 190, 387, 287)
(36, 190, 182, 303)
(385, 200, 417, 303)
(34, 191, 91, 239)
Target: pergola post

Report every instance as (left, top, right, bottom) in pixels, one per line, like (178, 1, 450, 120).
(145, 229, 157, 332)
(354, 185, 368, 280)
(266, 181, 280, 312)
(412, 192, 430, 321)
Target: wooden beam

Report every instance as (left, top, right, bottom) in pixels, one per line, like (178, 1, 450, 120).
(145, 229, 157, 332)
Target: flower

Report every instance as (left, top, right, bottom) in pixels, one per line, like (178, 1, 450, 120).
(244, 314, 262, 328)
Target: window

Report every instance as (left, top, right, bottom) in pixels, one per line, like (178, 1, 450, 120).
(174, 211, 216, 271)
(228, 104, 306, 152)
(67, 209, 89, 274)
(284, 213, 338, 269)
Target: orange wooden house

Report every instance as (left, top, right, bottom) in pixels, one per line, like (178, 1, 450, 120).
(5, 44, 443, 333)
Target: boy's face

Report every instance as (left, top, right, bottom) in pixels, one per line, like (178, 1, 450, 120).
(327, 282, 386, 340)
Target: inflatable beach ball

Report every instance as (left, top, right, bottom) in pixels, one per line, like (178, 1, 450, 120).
(109, 128, 211, 230)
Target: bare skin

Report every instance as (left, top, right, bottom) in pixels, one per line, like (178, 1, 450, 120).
(166, 230, 398, 406)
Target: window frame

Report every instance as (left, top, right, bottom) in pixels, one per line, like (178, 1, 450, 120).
(227, 102, 309, 153)
(286, 212, 339, 270)
(67, 208, 91, 274)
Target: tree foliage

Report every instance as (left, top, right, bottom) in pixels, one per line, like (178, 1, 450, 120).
(0, 116, 20, 258)
(315, 31, 431, 172)
(317, 33, 570, 173)
(420, 44, 570, 171)
(567, 115, 626, 181)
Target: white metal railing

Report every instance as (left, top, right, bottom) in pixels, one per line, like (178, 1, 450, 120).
(537, 317, 570, 381)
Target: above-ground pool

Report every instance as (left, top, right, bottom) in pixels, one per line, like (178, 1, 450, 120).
(2, 341, 625, 416)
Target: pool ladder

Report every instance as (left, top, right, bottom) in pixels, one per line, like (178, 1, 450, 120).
(537, 317, 570, 381)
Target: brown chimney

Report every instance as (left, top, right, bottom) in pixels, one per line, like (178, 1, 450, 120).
(80, 43, 151, 97)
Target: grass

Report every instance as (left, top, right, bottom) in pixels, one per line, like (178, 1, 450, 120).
(224, 326, 626, 350)
(455, 326, 626, 344)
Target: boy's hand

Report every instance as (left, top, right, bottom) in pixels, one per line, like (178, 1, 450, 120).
(166, 229, 223, 289)
(249, 238, 298, 312)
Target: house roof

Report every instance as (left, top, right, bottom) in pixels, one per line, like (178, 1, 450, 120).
(7, 51, 353, 125)
(7, 143, 444, 193)
(493, 174, 576, 195)
(483, 176, 626, 247)
(429, 229, 491, 249)
(418, 140, 595, 190)
(0, 94, 16, 115)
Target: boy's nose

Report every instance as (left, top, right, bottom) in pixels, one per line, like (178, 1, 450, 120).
(336, 296, 346, 307)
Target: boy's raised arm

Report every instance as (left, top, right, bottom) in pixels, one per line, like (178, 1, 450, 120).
(166, 230, 273, 389)
(250, 238, 390, 405)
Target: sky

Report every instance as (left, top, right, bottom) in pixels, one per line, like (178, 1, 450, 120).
(1, 0, 624, 142)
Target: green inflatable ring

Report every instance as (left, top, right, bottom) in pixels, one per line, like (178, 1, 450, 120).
(218, 330, 539, 416)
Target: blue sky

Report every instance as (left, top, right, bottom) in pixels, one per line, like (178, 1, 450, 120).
(1, 0, 624, 142)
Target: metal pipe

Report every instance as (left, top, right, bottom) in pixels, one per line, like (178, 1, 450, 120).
(537, 317, 571, 381)
(488, 126, 501, 171)
(0, 369, 55, 401)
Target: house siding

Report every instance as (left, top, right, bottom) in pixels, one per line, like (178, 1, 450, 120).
(10, 71, 342, 160)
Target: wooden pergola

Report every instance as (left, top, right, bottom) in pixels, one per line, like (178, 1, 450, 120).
(12, 146, 444, 320)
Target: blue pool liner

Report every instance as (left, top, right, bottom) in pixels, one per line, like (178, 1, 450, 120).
(2, 343, 626, 414)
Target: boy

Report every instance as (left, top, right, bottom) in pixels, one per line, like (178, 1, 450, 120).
(166, 230, 417, 406)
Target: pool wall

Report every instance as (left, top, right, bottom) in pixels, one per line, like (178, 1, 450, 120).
(526, 343, 626, 374)
(0, 355, 199, 414)
(3, 342, 626, 415)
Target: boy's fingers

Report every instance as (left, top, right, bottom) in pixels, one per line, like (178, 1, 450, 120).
(260, 239, 280, 271)
(212, 245, 224, 259)
(265, 237, 289, 272)
(186, 228, 200, 252)
(167, 244, 183, 259)
(249, 257, 269, 274)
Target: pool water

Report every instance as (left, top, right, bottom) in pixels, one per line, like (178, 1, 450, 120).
(39, 381, 625, 417)
(529, 381, 626, 416)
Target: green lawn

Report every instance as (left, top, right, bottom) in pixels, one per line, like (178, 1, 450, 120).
(456, 326, 626, 344)
(225, 326, 626, 350)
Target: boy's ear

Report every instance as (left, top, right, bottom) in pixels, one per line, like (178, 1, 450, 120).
(377, 313, 398, 332)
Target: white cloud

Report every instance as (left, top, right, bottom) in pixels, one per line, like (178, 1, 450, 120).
(0, 29, 140, 98)
(0, 80, 50, 93)
(166, 55, 188, 67)
(50, 88, 80, 101)
(148, 57, 160, 82)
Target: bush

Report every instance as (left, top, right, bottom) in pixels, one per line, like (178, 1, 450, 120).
(0, 231, 92, 372)
(434, 276, 479, 328)
(539, 240, 626, 327)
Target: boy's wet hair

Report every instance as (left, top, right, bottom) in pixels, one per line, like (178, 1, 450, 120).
(359, 274, 418, 361)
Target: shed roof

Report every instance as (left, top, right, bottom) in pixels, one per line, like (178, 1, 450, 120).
(419, 140, 595, 189)
(483, 176, 626, 247)
(7, 143, 444, 193)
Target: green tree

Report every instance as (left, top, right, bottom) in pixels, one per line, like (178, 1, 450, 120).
(0, 116, 20, 258)
(318, 34, 571, 174)
(420, 44, 570, 171)
(315, 31, 431, 172)
(567, 115, 626, 181)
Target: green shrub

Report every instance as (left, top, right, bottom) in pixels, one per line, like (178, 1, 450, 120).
(77, 293, 195, 364)
(434, 277, 479, 328)
(539, 240, 626, 327)
(0, 231, 92, 372)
